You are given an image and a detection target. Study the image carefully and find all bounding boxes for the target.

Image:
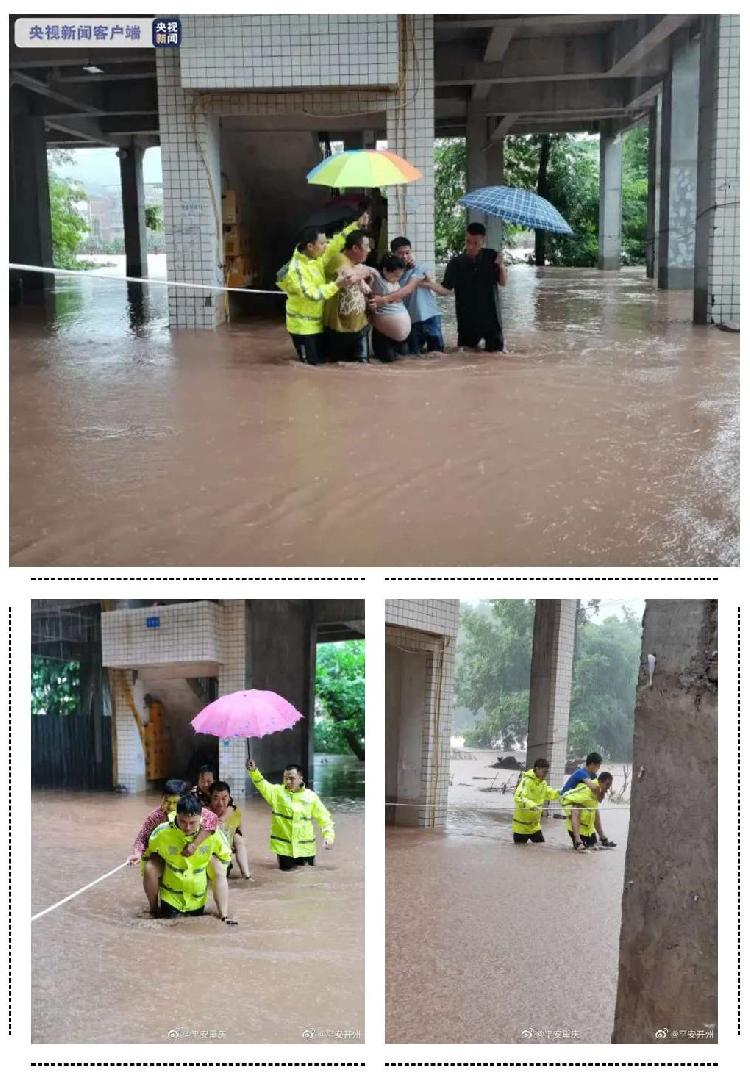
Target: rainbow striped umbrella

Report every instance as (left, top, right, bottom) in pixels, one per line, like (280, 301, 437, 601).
(307, 149, 422, 189)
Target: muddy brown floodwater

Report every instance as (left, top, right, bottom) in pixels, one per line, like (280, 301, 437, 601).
(11, 266, 738, 566)
(32, 791, 364, 1044)
(386, 802, 629, 1044)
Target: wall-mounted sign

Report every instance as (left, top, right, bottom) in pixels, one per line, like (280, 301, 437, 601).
(146, 616, 161, 629)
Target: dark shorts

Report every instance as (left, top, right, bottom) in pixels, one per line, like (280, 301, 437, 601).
(160, 899, 205, 918)
(290, 332, 327, 365)
(569, 832, 598, 848)
(277, 854, 316, 871)
(326, 328, 369, 362)
(513, 831, 545, 844)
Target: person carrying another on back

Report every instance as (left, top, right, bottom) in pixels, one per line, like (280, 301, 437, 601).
(277, 209, 371, 366)
(560, 752, 602, 797)
(562, 772, 616, 852)
(324, 228, 374, 362)
(128, 778, 218, 865)
(441, 222, 508, 353)
(512, 757, 560, 844)
(246, 757, 335, 871)
(143, 793, 236, 924)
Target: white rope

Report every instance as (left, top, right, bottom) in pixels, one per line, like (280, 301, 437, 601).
(9, 263, 283, 297)
(31, 861, 129, 922)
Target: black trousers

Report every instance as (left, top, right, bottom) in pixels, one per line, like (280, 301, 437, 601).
(457, 324, 504, 352)
(371, 327, 409, 363)
(277, 854, 316, 871)
(290, 332, 327, 365)
(160, 899, 205, 917)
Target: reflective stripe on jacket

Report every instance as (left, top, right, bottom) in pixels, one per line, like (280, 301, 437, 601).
(512, 769, 560, 835)
(145, 823, 230, 912)
(277, 223, 357, 335)
(249, 767, 335, 858)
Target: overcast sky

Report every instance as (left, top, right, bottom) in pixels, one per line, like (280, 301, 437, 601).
(51, 147, 163, 191)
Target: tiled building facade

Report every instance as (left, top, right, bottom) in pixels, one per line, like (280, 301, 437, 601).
(156, 14, 434, 328)
(385, 599, 459, 828)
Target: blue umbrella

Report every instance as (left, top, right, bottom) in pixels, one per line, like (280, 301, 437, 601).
(459, 186, 573, 235)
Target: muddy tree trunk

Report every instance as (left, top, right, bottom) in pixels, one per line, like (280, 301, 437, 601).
(535, 134, 551, 267)
(343, 726, 365, 761)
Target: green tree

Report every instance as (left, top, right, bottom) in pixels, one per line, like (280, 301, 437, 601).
(47, 150, 91, 269)
(569, 609, 641, 760)
(455, 600, 639, 759)
(145, 204, 163, 232)
(32, 657, 80, 716)
(314, 640, 365, 759)
(455, 600, 535, 748)
(434, 138, 467, 258)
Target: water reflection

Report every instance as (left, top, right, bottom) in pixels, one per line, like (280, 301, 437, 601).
(313, 754, 365, 806)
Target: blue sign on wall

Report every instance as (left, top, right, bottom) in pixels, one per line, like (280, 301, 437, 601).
(146, 616, 161, 629)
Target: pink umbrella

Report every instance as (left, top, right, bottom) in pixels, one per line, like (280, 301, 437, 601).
(191, 689, 302, 752)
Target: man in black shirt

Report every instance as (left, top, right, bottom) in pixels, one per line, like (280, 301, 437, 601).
(442, 222, 508, 352)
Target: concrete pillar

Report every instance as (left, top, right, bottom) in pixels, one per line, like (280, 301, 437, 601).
(613, 600, 717, 1042)
(156, 50, 224, 328)
(386, 14, 435, 274)
(118, 139, 148, 279)
(645, 100, 662, 280)
(217, 600, 248, 797)
(694, 15, 740, 326)
(526, 600, 578, 791)
(485, 136, 504, 251)
(598, 124, 623, 271)
(657, 34, 700, 290)
(9, 87, 53, 293)
(465, 104, 487, 228)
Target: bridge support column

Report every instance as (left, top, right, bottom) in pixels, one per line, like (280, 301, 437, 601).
(658, 33, 700, 290)
(118, 139, 149, 279)
(598, 123, 623, 271)
(646, 98, 662, 280)
(10, 87, 53, 294)
(526, 600, 578, 791)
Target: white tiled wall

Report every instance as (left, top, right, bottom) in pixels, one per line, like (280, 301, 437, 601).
(157, 49, 225, 329)
(386, 15, 435, 275)
(218, 600, 249, 795)
(179, 15, 399, 89)
(102, 601, 223, 668)
(386, 598, 458, 827)
(707, 14, 740, 325)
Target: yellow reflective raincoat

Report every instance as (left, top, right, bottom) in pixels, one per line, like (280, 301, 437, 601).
(277, 222, 359, 336)
(145, 822, 231, 912)
(249, 767, 335, 858)
(561, 780, 600, 837)
(513, 769, 560, 835)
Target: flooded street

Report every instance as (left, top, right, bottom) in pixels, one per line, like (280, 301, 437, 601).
(386, 802, 629, 1043)
(32, 790, 364, 1044)
(11, 265, 738, 566)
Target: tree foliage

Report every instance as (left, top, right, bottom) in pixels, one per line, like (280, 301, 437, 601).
(32, 657, 80, 716)
(47, 151, 91, 269)
(455, 601, 640, 759)
(314, 640, 365, 758)
(433, 127, 649, 267)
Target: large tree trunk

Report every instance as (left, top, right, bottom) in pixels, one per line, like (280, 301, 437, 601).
(343, 727, 365, 761)
(535, 134, 551, 267)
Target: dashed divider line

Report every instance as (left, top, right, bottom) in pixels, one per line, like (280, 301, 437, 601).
(30, 1065, 365, 1069)
(384, 576, 720, 582)
(7, 608, 11, 1038)
(28, 577, 366, 583)
(738, 606, 742, 1038)
(383, 1066, 719, 1070)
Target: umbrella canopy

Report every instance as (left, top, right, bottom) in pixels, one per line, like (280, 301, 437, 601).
(191, 689, 302, 740)
(307, 149, 422, 189)
(303, 194, 363, 229)
(459, 186, 573, 235)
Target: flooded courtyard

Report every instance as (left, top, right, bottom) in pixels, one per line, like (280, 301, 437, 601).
(32, 789, 364, 1044)
(10, 264, 738, 567)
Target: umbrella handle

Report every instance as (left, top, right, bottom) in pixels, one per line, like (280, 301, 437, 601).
(245, 737, 252, 758)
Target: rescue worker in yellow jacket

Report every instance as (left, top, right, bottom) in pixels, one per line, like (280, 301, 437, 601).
(143, 793, 237, 924)
(513, 757, 560, 844)
(561, 772, 616, 852)
(276, 211, 370, 366)
(246, 757, 335, 871)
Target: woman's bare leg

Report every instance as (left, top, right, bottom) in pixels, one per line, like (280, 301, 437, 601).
(234, 835, 252, 879)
